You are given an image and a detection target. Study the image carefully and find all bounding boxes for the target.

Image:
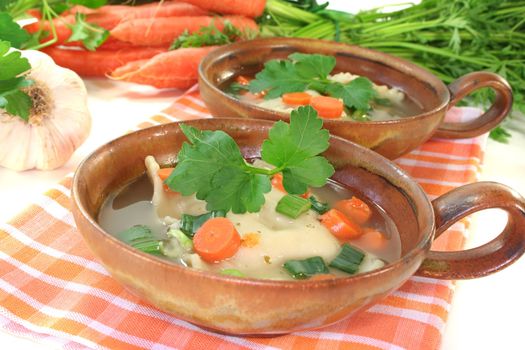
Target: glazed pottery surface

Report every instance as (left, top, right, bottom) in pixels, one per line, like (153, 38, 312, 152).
(198, 38, 513, 159)
(72, 119, 525, 335)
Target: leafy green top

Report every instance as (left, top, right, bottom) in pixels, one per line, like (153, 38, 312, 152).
(170, 21, 244, 50)
(0, 40, 33, 120)
(165, 106, 335, 214)
(249, 53, 378, 114)
(68, 13, 109, 51)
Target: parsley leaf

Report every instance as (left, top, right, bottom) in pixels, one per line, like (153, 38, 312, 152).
(0, 40, 33, 120)
(0, 12, 30, 48)
(166, 124, 271, 213)
(166, 106, 334, 213)
(326, 77, 377, 111)
(289, 53, 335, 80)
(249, 54, 335, 99)
(67, 13, 109, 51)
(170, 21, 242, 50)
(249, 53, 377, 114)
(262, 106, 334, 194)
(0, 1, 18, 11)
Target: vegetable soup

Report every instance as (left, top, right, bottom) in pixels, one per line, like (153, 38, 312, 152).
(99, 158, 401, 281)
(98, 106, 402, 281)
(224, 53, 423, 121)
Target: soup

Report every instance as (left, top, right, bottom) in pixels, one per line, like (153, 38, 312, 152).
(224, 53, 423, 121)
(99, 156, 401, 281)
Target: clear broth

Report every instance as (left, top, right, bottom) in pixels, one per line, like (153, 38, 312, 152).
(99, 174, 401, 278)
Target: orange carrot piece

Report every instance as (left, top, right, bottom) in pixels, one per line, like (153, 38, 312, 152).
(111, 15, 258, 46)
(42, 46, 165, 77)
(158, 167, 178, 193)
(360, 227, 387, 250)
(193, 217, 241, 262)
(181, 0, 266, 18)
(334, 196, 372, 225)
(282, 92, 312, 106)
(271, 173, 310, 198)
(157, 167, 175, 181)
(319, 209, 362, 240)
(111, 46, 216, 89)
(235, 75, 251, 85)
(309, 96, 344, 119)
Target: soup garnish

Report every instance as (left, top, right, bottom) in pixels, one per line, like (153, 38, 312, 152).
(99, 106, 401, 280)
(227, 53, 422, 121)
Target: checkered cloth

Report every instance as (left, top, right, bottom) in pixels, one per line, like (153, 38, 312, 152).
(0, 89, 486, 350)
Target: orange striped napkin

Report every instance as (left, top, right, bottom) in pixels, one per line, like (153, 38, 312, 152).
(0, 89, 486, 350)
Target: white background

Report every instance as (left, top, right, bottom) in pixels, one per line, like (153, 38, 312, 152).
(1, 0, 524, 349)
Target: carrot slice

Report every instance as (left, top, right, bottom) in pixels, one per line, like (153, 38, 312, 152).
(193, 217, 241, 262)
(309, 96, 343, 119)
(334, 196, 372, 225)
(157, 167, 178, 193)
(271, 173, 310, 198)
(360, 228, 387, 250)
(282, 92, 312, 106)
(319, 209, 362, 239)
(157, 167, 174, 181)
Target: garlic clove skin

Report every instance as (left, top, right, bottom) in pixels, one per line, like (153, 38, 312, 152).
(0, 49, 91, 171)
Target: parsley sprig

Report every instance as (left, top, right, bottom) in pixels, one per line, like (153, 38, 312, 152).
(249, 53, 377, 113)
(165, 106, 335, 214)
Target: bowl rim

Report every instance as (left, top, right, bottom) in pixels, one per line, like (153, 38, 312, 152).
(198, 37, 451, 125)
(72, 118, 436, 287)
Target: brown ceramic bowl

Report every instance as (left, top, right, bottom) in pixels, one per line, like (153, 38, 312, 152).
(198, 38, 513, 159)
(71, 119, 525, 335)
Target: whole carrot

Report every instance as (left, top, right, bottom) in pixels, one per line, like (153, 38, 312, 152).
(111, 15, 258, 46)
(181, 0, 266, 18)
(96, 1, 208, 18)
(111, 46, 217, 89)
(42, 46, 166, 76)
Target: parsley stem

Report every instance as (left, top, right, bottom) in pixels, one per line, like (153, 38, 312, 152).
(242, 163, 281, 176)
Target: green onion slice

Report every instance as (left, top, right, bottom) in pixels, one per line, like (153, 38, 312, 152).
(116, 225, 162, 255)
(283, 256, 329, 279)
(308, 195, 329, 214)
(329, 243, 365, 274)
(180, 210, 227, 238)
(220, 269, 245, 277)
(276, 194, 311, 218)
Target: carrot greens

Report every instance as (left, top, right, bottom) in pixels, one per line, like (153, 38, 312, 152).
(169, 21, 243, 50)
(165, 106, 335, 214)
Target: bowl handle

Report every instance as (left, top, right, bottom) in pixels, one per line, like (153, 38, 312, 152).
(433, 72, 513, 139)
(416, 182, 525, 279)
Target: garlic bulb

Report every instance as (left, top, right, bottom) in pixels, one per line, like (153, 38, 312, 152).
(0, 49, 91, 171)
